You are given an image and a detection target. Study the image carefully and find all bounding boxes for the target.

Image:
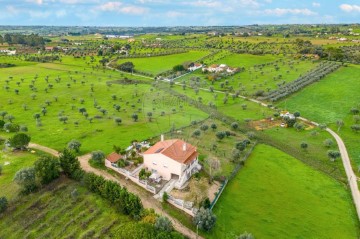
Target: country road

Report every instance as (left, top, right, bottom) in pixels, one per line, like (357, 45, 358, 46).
(104, 65, 360, 221)
(28, 143, 203, 239)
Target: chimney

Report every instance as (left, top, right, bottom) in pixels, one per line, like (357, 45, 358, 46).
(161, 134, 164, 142)
(183, 143, 187, 151)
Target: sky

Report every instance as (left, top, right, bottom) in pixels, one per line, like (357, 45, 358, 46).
(0, 0, 359, 26)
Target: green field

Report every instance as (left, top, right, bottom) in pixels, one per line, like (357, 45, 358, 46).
(0, 58, 207, 153)
(177, 55, 319, 96)
(277, 64, 360, 167)
(116, 50, 210, 75)
(210, 144, 359, 239)
(0, 150, 39, 200)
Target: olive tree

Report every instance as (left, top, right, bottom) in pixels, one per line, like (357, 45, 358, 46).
(193, 207, 216, 232)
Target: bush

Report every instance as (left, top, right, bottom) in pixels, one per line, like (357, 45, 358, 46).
(0, 197, 8, 213)
(139, 168, 151, 180)
(13, 167, 37, 194)
(34, 156, 60, 185)
(193, 207, 216, 232)
(91, 150, 105, 163)
(67, 139, 81, 153)
(59, 149, 83, 180)
(155, 216, 173, 232)
(8, 133, 31, 150)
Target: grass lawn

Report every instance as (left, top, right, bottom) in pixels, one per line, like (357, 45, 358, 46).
(277, 64, 360, 168)
(210, 144, 359, 239)
(116, 50, 210, 75)
(0, 150, 40, 200)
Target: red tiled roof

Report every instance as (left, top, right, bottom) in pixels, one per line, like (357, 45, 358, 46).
(106, 152, 122, 163)
(144, 139, 198, 165)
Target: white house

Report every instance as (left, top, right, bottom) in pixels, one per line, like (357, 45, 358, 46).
(143, 136, 201, 188)
(188, 63, 203, 71)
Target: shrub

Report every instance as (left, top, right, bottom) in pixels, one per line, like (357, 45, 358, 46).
(0, 197, 8, 214)
(34, 156, 60, 185)
(91, 150, 105, 163)
(155, 216, 173, 232)
(13, 167, 37, 194)
(193, 207, 216, 232)
(67, 139, 81, 153)
(8, 133, 31, 150)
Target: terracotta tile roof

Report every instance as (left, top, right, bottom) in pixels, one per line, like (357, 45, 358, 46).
(106, 152, 122, 163)
(144, 139, 198, 165)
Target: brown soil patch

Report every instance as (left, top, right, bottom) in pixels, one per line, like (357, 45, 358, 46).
(250, 118, 281, 130)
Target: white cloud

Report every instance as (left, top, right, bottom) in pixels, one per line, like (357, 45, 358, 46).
(166, 11, 186, 18)
(29, 10, 51, 18)
(187, 0, 222, 8)
(312, 2, 320, 7)
(339, 4, 360, 12)
(237, 0, 260, 8)
(262, 8, 317, 16)
(97, 2, 148, 15)
(264, 0, 272, 3)
(26, 0, 43, 5)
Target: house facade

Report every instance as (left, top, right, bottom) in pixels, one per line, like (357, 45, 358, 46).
(143, 137, 201, 188)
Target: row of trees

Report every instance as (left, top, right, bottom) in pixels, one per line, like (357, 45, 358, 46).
(0, 34, 46, 47)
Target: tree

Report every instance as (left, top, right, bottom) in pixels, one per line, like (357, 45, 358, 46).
(59, 116, 68, 124)
(0, 111, 7, 120)
(0, 197, 8, 214)
(336, 120, 344, 132)
(91, 150, 105, 163)
(300, 142, 308, 150)
(327, 150, 341, 162)
(200, 124, 209, 132)
(323, 138, 334, 148)
(192, 129, 201, 138)
(215, 131, 225, 141)
(210, 123, 217, 131)
(237, 232, 255, 239)
(59, 149, 82, 180)
(132, 113, 138, 122)
(147, 112, 153, 122)
(13, 167, 37, 194)
(351, 124, 360, 133)
(34, 156, 60, 185)
(231, 122, 239, 130)
(117, 62, 134, 72)
(206, 158, 220, 178)
(67, 139, 81, 153)
(294, 122, 304, 131)
(114, 117, 122, 125)
(155, 216, 173, 232)
(293, 111, 301, 118)
(173, 64, 185, 72)
(193, 207, 216, 232)
(9, 133, 31, 150)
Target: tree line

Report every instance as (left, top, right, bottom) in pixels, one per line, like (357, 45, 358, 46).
(0, 34, 46, 47)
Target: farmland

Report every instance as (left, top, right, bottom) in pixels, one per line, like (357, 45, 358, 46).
(0, 57, 207, 153)
(277, 64, 360, 168)
(210, 144, 359, 239)
(116, 50, 210, 75)
(0, 23, 360, 239)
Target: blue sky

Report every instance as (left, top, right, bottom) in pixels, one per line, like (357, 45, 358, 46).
(0, 0, 359, 26)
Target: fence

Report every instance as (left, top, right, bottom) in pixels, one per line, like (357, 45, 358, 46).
(166, 195, 196, 217)
(209, 179, 228, 210)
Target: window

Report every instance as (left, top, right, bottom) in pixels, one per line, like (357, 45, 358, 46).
(152, 162, 157, 165)
(163, 165, 168, 168)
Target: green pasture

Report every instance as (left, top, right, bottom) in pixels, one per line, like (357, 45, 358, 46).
(0, 57, 207, 154)
(0, 150, 39, 200)
(116, 50, 210, 75)
(210, 144, 359, 239)
(277, 64, 360, 167)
